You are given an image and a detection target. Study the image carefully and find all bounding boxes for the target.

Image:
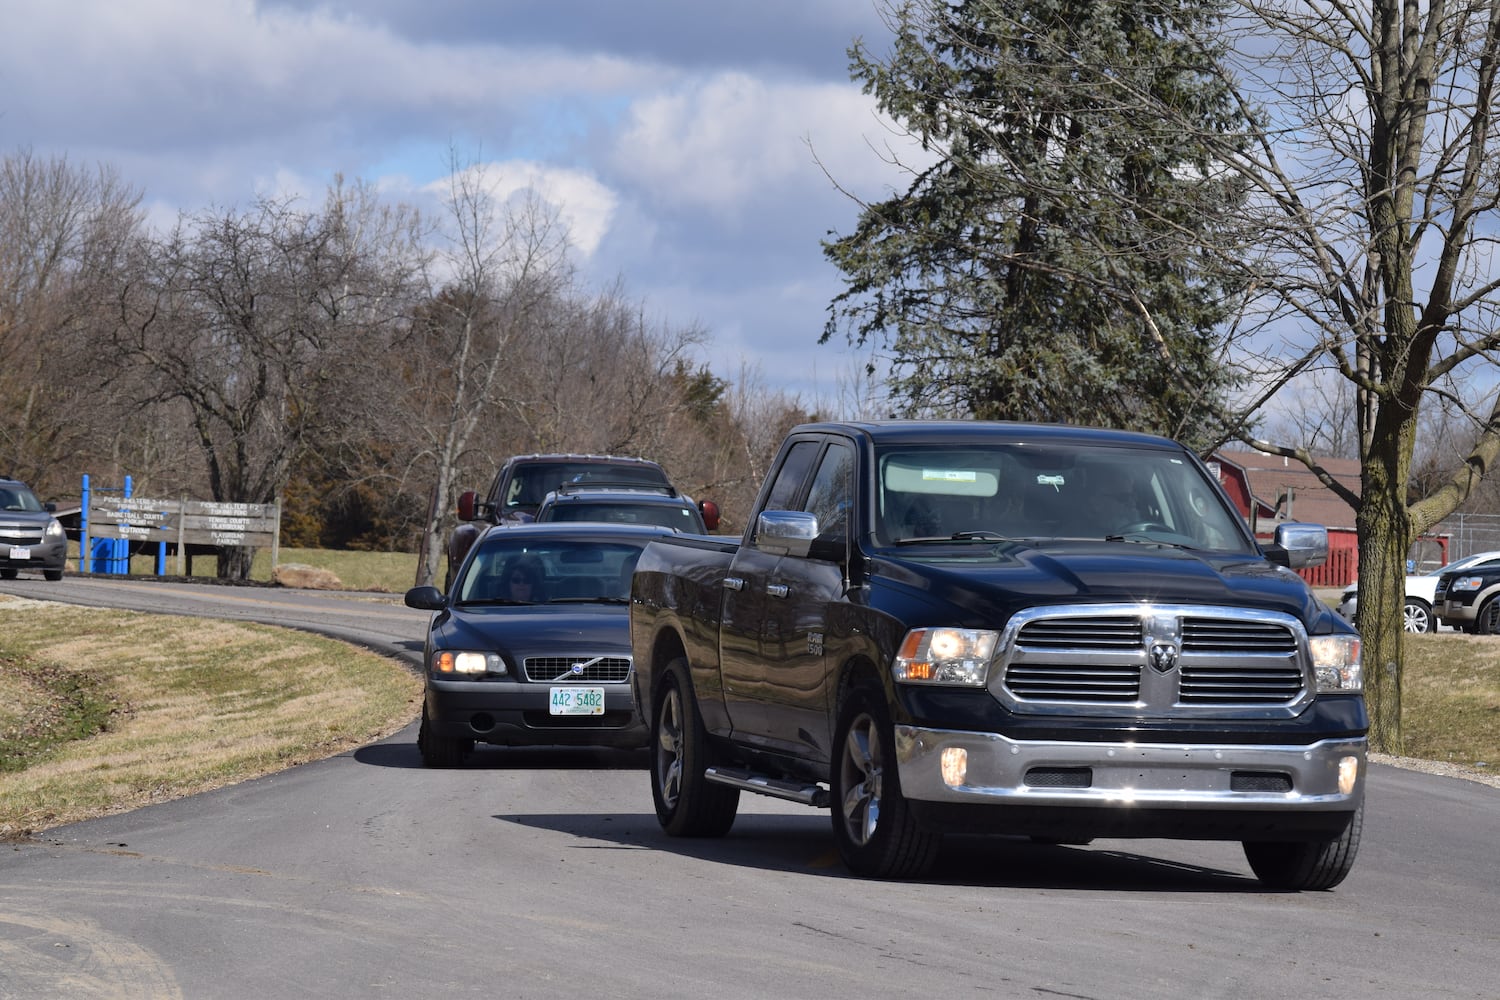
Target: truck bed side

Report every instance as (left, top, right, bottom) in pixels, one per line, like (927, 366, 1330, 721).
(630, 532, 740, 735)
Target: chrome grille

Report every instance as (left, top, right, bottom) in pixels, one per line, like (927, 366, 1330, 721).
(523, 656, 631, 683)
(1016, 616, 1142, 650)
(1178, 663, 1305, 703)
(1182, 618, 1298, 653)
(0, 526, 44, 546)
(997, 604, 1313, 718)
(1005, 663, 1140, 702)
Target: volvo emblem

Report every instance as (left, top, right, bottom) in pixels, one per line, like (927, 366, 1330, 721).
(1149, 643, 1178, 673)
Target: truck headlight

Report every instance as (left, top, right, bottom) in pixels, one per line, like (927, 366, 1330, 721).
(893, 628, 998, 686)
(1309, 634, 1362, 692)
(432, 650, 506, 676)
(1451, 576, 1484, 592)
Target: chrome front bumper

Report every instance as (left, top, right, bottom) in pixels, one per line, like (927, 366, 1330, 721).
(894, 726, 1366, 810)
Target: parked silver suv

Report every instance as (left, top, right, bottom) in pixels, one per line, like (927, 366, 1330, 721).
(0, 477, 67, 580)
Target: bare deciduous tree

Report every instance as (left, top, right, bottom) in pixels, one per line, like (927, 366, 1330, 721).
(108, 181, 423, 578)
(405, 156, 572, 588)
(1201, 0, 1500, 752)
(0, 149, 142, 495)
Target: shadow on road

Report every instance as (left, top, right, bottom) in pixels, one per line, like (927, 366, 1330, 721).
(497, 808, 1263, 892)
(353, 738, 649, 772)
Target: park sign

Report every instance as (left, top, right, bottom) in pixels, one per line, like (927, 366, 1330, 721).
(83, 495, 281, 576)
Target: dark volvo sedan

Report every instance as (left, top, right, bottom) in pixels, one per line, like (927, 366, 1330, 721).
(404, 521, 675, 766)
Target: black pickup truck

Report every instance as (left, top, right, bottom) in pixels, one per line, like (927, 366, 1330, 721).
(629, 420, 1367, 888)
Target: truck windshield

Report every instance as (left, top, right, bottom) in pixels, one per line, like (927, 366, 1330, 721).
(875, 443, 1252, 552)
(502, 461, 669, 515)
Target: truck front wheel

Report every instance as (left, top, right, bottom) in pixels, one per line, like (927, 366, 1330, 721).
(1242, 801, 1363, 890)
(651, 659, 738, 837)
(831, 683, 941, 879)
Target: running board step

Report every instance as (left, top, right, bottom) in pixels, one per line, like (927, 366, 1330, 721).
(705, 767, 830, 807)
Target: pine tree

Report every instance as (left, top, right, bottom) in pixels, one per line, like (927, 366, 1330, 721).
(824, 0, 1253, 448)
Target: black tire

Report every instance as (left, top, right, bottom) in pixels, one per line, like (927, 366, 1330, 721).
(1403, 599, 1435, 634)
(1474, 598, 1500, 635)
(0, 568, 16, 580)
(42, 568, 62, 582)
(417, 704, 471, 768)
(651, 658, 738, 837)
(1243, 801, 1363, 890)
(830, 682, 942, 879)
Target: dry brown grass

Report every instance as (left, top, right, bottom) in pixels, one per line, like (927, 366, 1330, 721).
(1400, 632, 1500, 770)
(0, 596, 422, 839)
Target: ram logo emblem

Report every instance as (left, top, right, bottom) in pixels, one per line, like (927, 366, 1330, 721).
(1149, 643, 1179, 673)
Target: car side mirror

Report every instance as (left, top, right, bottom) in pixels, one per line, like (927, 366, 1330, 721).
(405, 585, 447, 610)
(456, 490, 478, 521)
(699, 499, 721, 531)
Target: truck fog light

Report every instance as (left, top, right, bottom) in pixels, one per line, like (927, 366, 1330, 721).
(1338, 755, 1360, 796)
(940, 747, 968, 787)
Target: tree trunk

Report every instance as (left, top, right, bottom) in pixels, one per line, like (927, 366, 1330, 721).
(217, 545, 256, 582)
(1355, 429, 1412, 754)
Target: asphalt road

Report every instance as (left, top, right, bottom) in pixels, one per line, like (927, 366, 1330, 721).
(2, 573, 1498, 999)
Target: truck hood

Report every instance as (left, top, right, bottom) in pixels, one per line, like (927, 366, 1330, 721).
(868, 540, 1333, 628)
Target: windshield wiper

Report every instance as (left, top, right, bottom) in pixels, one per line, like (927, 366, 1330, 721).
(1104, 534, 1193, 550)
(894, 530, 1015, 546)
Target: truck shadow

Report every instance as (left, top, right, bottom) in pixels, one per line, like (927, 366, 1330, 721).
(498, 810, 1262, 892)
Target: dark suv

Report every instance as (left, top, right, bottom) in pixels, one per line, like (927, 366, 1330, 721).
(447, 454, 713, 590)
(1434, 559, 1500, 633)
(0, 477, 67, 581)
(534, 483, 712, 533)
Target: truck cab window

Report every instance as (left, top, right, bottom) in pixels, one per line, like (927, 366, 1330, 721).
(761, 441, 820, 513)
(804, 442, 854, 542)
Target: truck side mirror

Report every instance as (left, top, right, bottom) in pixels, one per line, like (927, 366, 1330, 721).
(1266, 522, 1329, 569)
(754, 509, 817, 557)
(456, 490, 478, 521)
(699, 499, 721, 531)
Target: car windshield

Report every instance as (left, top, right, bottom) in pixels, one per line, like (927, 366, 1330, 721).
(874, 442, 1254, 553)
(541, 501, 701, 532)
(455, 535, 649, 605)
(502, 462, 668, 514)
(0, 486, 43, 512)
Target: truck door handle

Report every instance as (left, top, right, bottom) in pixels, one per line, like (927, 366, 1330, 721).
(766, 584, 789, 598)
(723, 577, 744, 591)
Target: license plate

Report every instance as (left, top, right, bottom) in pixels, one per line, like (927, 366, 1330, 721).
(8, 546, 29, 560)
(549, 686, 605, 716)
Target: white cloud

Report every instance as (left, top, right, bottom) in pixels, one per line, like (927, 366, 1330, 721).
(613, 72, 915, 219)
(413, 160, 619, 259)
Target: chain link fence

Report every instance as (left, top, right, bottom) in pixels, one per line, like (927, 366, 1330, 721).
(1422, 513, 1500, 568)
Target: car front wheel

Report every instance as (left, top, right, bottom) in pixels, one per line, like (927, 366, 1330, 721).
(417, 704, 471, 768)
(1403, 599, 1435, 633)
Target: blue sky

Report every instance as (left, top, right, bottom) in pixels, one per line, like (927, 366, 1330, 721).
(0, 0, 916, 408)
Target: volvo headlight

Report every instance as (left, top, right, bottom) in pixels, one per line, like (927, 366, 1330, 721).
(893, 628, 998, 686)
(1309, 634, 1362, 692)
(432, 650, 507, 676)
